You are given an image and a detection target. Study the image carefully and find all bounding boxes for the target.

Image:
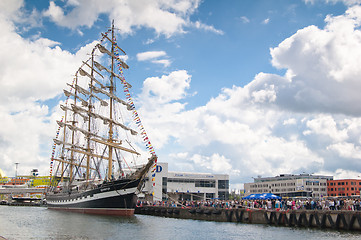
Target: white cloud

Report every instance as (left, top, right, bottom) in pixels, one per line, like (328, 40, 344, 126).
(240, 16, 250, 23)
(304, 0, 361, 6)
(0, 4, 96, 175)
(2, 1, 361, 185)
(283, 118, 297, 125)
(137, 51, 171, 67)
(192, 21, 224, 35)
(262, 18, 270, 24)
(151, 59, 171, 67)
(0, 0, 24, 19)
(43, 1, 64, 23)
(0, 0, 42, 29)
(251, 84, 276, 103)
(135, 6, 361, 183)
(317, 169, 361, 180)
(42, 0, 222, 37)
(140, 70, 191, 104)
(191, 153, 240, 175)
(137, 51, 167, 61)
(327, 142, 361, 158)
(133, 70, 192, 149)
(304, 115, 348, 142)
(303, 0, 315, 4)
(269, 5, 361, 115)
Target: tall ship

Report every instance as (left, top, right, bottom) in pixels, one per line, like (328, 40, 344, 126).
(46, 21, 157, 216)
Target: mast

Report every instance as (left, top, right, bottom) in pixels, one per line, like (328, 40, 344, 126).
(107, 20, 115, 181)
(86, 51, 96, 181)
(69, 75, 79, 183)
(60, 104, 68, 183)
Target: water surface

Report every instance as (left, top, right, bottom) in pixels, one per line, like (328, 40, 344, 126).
(0, 206, 360, 239)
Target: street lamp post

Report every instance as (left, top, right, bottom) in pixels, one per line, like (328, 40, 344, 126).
(15, 163, 19, 178)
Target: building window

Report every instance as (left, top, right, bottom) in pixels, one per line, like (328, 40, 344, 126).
(162, 177, 167, 196)
(195, 180, 216, 188)
(218, 180, 229, 189)
(218, 191, 229, 200)
(168, 178, 196, 183)
(162, 177, 167, 186)
(206, 193, 214, 199)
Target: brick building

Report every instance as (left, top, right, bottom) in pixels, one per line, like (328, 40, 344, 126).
(327, 179, 361, 197)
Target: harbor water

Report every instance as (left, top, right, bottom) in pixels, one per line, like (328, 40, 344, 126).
(0, 206, 360, 240)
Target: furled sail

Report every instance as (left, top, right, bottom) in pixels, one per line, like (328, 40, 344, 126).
(82, 61, 104, 79)
(89, 89, 109, 106)
(63, 89, 88, 107)
(70, 104, 137, 135)
(96, 44, 129, 69)
(66, 83, 90, 96)
(94, 61, 132, 88)
(60, 104, 89, 121)
(101, 32, 126, 55)
(52, 157, 97, 171)
(57, 118, 104, 140)
(91, 138, 140, 155)
(90, 85, 131, 109)
(78, 67, 105, 89)
(94, 61, 106, 71)
(53, 139, 88, 152)
(66, 83, 108, 107)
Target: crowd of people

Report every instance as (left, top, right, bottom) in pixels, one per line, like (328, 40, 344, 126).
(137, 198, 361, 211)
(240, 198, 361, 211)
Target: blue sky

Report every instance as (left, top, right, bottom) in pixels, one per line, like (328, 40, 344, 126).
(1, 0, 361, 189)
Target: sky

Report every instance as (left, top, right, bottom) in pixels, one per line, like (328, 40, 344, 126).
(1, 0, 361, 190)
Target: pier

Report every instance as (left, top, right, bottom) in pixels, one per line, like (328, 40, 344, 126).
(135, 206, 361, 231)
(0, 187, 45, 194)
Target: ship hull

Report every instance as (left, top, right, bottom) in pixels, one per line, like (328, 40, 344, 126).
(46, 178, 140, 216)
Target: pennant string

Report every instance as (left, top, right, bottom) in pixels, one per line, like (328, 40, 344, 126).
(114, 35, 157, 190)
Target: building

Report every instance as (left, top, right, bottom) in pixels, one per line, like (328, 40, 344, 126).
(140, 162, 229, 202)
(0, 169, 50, 187)
(0, 176, 30, 186)
(244, 174, 333, 198)
(327, 179, 361, 197)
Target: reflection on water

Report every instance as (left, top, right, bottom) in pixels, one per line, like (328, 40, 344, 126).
(0, 206, 360, 240)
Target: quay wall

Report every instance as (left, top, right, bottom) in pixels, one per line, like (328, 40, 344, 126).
(135, 206, 361, 231)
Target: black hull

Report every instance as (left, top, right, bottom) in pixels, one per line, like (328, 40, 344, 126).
(46, 178, 140, 215)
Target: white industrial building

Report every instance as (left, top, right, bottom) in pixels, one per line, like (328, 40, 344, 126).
(244, 174, 333, 198)
(140, 162, 229, 202)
